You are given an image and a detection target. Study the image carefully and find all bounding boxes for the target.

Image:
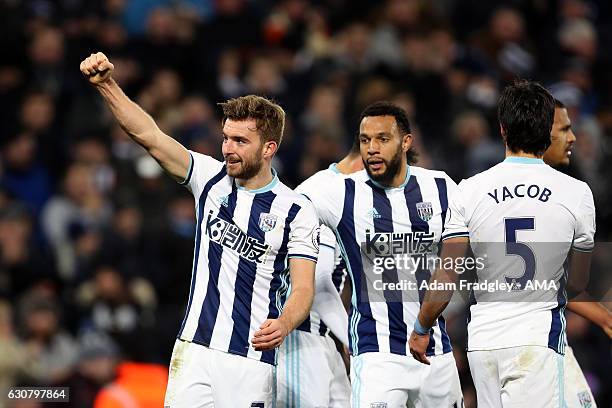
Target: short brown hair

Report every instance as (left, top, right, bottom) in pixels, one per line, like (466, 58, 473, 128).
(219, 95, 286, 146)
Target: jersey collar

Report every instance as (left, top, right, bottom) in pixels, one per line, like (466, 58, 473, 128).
(328, 163, 340, 174)
(367, 166, 411, 190)
(235, 168, 279, 193)
(503, 157, 545, 165)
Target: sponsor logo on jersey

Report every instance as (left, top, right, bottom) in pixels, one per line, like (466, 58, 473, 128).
(364, 230, 436, 256)
(206, 211, 271, 264)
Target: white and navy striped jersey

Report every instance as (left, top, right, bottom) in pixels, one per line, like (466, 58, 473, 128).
(178, 151, 320, 365)
(308, 166, 458, 357)
(442, 157, 596, 354)
(295, 164, 348, 337)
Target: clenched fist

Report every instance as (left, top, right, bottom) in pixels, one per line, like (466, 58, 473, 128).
(251, 318, 290, 351)
(80, 52, 114, 85)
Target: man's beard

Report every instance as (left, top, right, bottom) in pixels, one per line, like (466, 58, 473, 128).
(364, 148, 403, 186)
(226, 153, 263, 179)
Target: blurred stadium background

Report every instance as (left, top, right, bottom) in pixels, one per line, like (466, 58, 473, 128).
(0, 0, 610, 407)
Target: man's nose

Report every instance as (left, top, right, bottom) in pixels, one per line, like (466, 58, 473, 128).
(222, 140, 234, 155)
(368, 140, 380, 154)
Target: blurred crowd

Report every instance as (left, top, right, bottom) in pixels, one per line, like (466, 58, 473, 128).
(0, 0, 611, 407)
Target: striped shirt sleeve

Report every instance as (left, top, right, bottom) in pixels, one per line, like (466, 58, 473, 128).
(441, 179, 470, 241)
(182, 150, 224, 198)
(287, 200, 320, 262)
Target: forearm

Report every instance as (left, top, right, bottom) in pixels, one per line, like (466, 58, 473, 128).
(314, 281, 349, 346)
(418, 274, 454, 329)
(312, 244, 349, 344)
(279, 286, 314, 333)
(568, 299, 610, 329)
(95, 79, 161, 149)
(94, 78, 189, 181)
(417, 237, 466, 329)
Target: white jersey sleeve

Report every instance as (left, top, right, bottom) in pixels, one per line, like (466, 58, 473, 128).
(180, 150, 225, 197)
(318, 224, 337, 248)
(312, 240, 349, 346)
(572, 187, 596, 251)
(287, 200, 320, 262)
(298, 173, 345, 229)
(441, 179, 470, 241)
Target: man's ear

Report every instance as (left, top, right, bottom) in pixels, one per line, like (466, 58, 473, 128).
(402, 133, 413, 152)
(263, 140, 278, 159)
(499, 125, 506, 140)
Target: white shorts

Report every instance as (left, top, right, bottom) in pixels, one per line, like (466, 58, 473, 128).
(164, 339, 274, 407)
(468, 346, 564, 408)
(350, 351, 463, 408)
(564, 346, 596, 408)
(276, 330, 350, 407)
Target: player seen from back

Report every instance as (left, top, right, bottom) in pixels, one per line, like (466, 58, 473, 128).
(410, 80, 596, 408)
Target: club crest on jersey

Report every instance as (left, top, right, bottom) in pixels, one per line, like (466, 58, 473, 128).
(258, 213, 278, 232)
(416, 201, 433, 222)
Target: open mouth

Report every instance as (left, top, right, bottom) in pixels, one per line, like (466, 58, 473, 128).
(367, 158, 385, 171)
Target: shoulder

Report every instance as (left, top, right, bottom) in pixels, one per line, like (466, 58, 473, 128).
(455, 163, 505, 190)
(409, 166, 450, 179)
(409, 166, 459, 189)
(190, 150, 223, 167)
(348, 169, 369, 182)
(275, 181, 317, 209)
(545, 166, 590, 192)
(295, 169, 337, 194)
(345, 170, 370, 189)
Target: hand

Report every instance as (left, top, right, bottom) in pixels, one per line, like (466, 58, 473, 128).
(251, 318, 289, 351)
(80, 52, 114, 85)
(409, 330, 431, 365)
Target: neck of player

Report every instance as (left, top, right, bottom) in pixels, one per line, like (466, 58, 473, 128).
(236, 165, 274, 191)
(336, 152, 362, 175)
(386, 161, 408, 188)
(505, 148, 542, 160)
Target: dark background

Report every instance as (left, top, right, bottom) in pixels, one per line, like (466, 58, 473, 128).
(0, 0, 610, 406)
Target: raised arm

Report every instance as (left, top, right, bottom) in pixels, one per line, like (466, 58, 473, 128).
(79, 52, 190, 182)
